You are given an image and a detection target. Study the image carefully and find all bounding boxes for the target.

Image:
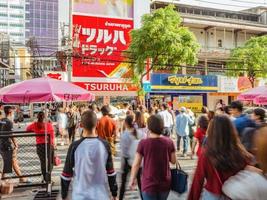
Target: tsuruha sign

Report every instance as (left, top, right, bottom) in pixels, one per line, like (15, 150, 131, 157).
(72, 15, 133, 78)
(74, 82, 137, 92)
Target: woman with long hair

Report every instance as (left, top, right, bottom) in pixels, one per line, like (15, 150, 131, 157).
(120, 115, 144, 200)
(188, 115, 252, 200)
(26, 112, 55, 182)
(135, 111, 148, 137)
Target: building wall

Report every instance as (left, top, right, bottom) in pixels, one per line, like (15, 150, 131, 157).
(25, 0, 58, 55)
(189, 27, 256, 51)
(0, 0, 25, 44)
(17, 47, 31, 81)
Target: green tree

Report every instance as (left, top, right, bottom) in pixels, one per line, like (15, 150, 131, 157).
(227, 35, 267, 87)
(126, 5, 200, 94)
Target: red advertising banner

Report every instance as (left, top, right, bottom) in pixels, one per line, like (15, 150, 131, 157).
(72, 15, 133, 78)
(74, 82, 137, 92)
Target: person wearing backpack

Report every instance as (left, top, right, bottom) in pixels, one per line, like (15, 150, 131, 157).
(188, 115, 252, 200)
(119, 114, 145, 200)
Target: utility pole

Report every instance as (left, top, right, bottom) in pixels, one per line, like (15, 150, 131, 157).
(67, 0, 73, 82)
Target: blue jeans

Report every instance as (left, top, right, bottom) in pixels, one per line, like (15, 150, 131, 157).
(142, 191, 170, 200)
(202, 189, 226, 200)
(177, 136, 189, 154)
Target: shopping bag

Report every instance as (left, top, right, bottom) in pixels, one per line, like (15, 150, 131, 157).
(54, 155, 62, 166)
(171, 161, 188, 194)
(1, 180, 14, 195)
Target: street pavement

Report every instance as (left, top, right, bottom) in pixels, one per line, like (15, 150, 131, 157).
(2, 125, 197, 200)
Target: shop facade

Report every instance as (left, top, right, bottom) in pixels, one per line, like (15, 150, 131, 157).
(149, 73, 218, 113)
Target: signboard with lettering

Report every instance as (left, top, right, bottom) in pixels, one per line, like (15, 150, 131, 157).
(73, 82, 137, 92)
(151, 74, 218, 92)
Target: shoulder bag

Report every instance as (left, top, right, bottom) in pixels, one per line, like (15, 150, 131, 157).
(171, 160, 188, 194)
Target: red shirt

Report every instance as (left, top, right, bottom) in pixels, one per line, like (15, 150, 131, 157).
(194, 128, 206, 157)
(188, 152, 246, 200)
(96, 116, 117, 140)
(26, 122, 55, 146)
(137, 137, 175, 194)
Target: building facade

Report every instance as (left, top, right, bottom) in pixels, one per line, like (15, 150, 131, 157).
(0, 0, 25, 45)
(151, 1, 267, 73)
(149, 1, 267, 111)
(25, 0, 58, 78)
(25, 0, 58, 55)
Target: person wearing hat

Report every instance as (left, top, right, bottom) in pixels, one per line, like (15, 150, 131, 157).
(96, 105, 117, 156)
(176, 107, 194, 157)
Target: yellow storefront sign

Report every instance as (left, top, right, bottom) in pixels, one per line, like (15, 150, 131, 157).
(168, 75, 203, 86)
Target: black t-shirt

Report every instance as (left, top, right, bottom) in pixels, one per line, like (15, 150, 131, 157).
(0, 118, 13, 150)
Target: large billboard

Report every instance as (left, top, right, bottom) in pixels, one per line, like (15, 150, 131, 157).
(73, 0, 133, 19)
(72, 15, 133, 77)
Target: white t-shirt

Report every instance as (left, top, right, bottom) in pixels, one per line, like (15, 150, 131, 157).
(223, 170, 267, 200)
(158, 110, 174, 128)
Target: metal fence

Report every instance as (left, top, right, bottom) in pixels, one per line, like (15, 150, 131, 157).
(0, 131, 52, 191)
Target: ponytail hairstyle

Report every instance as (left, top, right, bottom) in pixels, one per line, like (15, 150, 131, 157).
(36, 111, 45, 130)
(125, 115, 138, 139)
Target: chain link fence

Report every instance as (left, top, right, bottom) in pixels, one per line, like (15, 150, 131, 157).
(0, 131, 52, 189)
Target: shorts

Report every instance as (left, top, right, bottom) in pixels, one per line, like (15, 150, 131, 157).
(0, 149, 14, 174)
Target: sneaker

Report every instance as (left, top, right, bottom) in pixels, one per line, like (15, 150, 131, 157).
(182, 153, 187, 157)
(60, 142, 64, 146)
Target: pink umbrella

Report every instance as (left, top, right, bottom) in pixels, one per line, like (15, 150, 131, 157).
(238, 86, 267, 102)
(254, 94, 267, 105)
(0, 77, 95, 103)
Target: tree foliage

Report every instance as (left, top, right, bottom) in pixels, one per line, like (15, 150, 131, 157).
(227, 35, 267, 86)
(126, 5, 200, 91)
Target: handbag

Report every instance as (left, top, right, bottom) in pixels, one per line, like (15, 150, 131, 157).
(54, 155, 62, 166)
(171, 161, 188, 194)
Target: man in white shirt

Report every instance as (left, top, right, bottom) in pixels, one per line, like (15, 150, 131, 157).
(158, 103, 174, 137)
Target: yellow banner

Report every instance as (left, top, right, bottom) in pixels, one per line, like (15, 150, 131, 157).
(152, 85, 218, 91)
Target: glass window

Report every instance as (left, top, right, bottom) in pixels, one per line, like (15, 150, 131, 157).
(41, 10, 46, 19)
(41, 2, 46, 10)
(48, 3, 53, 11)
(0, 4, 8, 8)
(34, 19, 40, 27)
(0, 13, 8, 17)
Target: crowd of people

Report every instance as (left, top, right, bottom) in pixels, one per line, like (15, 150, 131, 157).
(1, 100, 267, 199)
(60, 101, 267, 200)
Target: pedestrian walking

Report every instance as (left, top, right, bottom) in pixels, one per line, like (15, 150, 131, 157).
(67, 106, 79, 143)
(188, 115, 252, 200)
(119, 115, 144, 200)
(158, 103, 173, 137)
(241, 108, 266, 153)
(129, 115, 176, 200)
(134, 111, 148, 137)
(61, 110, 118, 200)
(57, 108, 68, 146)
(0, 106, 26, 183)
(222, 125, 267, 200)
(176, 107, 194, 157)
(191, 115, 209, 158)
(26, 112, 55, 183)
(96, 105, 117, 156)
(230, 101, 256, 137)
